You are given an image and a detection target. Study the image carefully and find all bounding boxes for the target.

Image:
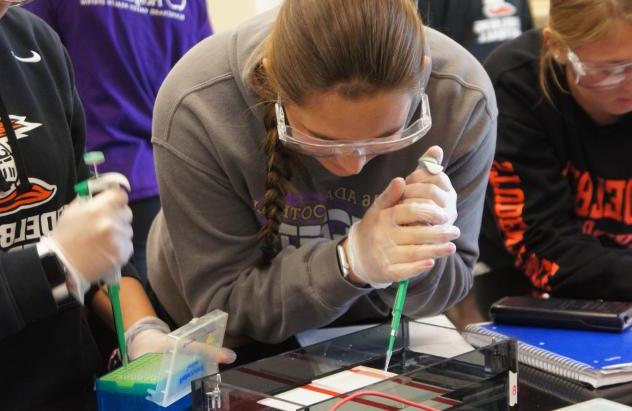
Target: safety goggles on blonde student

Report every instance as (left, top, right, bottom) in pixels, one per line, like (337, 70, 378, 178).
(567, 49, 632, 90)
(275, 92, 432, 158)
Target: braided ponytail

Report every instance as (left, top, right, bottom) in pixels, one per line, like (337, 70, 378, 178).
(259, 102, 295, 262)
(248, 63, 299, 263)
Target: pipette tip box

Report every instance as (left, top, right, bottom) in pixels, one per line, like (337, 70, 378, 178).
(97, 310, 228, 410)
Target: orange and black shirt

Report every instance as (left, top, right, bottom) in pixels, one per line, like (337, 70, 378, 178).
(480, 29, 632, 300)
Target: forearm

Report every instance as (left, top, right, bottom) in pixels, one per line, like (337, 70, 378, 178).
(90, 276, 157, 331)
(518, 228, 632, 299)
(217, 241, 370, 343)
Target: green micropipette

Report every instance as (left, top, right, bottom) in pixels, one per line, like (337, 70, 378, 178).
(384, 279, 408, 371)
(76, 151, 128, 368)
(383, 154, 444, 371)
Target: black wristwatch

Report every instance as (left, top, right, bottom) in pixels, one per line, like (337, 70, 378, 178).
(36, 241, 68, 301)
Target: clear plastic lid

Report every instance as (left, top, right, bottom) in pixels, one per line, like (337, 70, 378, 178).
(146, 309, 228, 407)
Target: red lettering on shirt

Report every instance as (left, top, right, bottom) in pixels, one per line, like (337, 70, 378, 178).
(489, 161, 559, 291)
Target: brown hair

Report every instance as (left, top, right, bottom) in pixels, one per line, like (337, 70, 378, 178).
(539, 0, 632, 103)
(247, 0, 427, 263)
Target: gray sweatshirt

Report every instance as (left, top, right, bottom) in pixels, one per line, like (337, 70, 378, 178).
(147, 9, 497, 344)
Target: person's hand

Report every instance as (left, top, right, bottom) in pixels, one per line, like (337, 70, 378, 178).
(403, 146, 458, 227)
(126, 317, 237, 364)
(344, 176, 459, 288)
(46, 187, 133, 283)
(397, 146, 460, 275)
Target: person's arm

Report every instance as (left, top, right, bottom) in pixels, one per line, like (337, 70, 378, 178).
(485, 69, 632, 300)
(0, 249, 62, 340)
(91, 278, 155, 331)
(154, 142, 372, 344)
(90, 269, 236, 364)
(89, 264, 156, 330)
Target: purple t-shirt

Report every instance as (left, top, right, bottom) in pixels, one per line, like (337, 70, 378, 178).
(25, 0, 212, 201)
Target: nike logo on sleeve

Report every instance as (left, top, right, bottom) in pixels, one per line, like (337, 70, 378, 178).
(12, 50, 42, 63)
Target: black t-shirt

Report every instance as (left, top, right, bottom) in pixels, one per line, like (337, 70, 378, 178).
(418, 0, 534, 62)
(480, 29, 632, 300)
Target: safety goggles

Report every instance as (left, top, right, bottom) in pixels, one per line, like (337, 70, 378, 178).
(275, 92, 432, 157)
(567, 49, 632, 90)
(0, 0, 34, 6)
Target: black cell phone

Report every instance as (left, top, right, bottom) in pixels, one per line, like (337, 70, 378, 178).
(489, 296, 632, 332)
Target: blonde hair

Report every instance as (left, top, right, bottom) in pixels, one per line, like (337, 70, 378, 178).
(540, 0, 632, 102)
(247, 0, 426, 263)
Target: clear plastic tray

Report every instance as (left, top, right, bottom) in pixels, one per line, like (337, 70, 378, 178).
(192, 320, 518, 410)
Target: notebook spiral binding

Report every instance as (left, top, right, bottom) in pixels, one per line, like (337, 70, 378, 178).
(465, 325, 592, 384)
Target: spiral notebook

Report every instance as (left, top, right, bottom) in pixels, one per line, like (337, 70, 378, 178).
(464, 322, 632, 388)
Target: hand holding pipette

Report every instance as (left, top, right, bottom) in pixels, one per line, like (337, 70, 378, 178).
(73, 152, 133, 366)
(343, 183, 456, 289)
(40, 168, 133, 305)
(384, 146, 459, 371)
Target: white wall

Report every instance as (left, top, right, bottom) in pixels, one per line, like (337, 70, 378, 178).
(208, 0, 282, 33)
(530, 0, 549, 27)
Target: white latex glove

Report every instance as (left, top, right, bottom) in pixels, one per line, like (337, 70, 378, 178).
(345, 175, 460, 288)
(126, 317, 237, 364)
(46, 187, 133, 285)
(403, 146, 458, 227)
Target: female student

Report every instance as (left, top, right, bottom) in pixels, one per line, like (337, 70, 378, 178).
(480, 0, 632, 299)
(148, 0, 497, 354)
(0, 3, 233, 409)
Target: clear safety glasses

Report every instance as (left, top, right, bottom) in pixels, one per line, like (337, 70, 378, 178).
(275, 92, 432, 158)
(567, 49, 632, 90)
